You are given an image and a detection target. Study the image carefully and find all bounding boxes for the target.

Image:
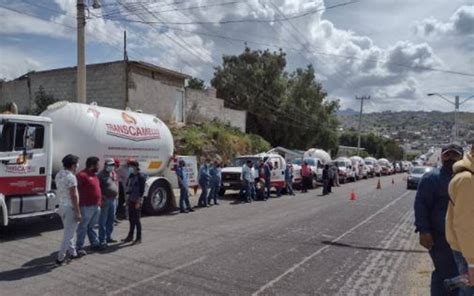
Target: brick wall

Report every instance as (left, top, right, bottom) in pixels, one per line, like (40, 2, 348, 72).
(185, 88, 247, 132)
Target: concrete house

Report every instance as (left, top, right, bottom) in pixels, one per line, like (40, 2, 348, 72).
(0, 60, 190, 123)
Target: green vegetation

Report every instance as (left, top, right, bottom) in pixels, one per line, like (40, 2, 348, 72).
(211, 47, 339, 152)
(339, 132, 404, 160)
(171, 121, 271, 163)
(32, 86, 57, 115)
(186, 77, 206, 90)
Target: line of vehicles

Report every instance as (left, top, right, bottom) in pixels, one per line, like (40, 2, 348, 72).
(0, 101, 411, 227)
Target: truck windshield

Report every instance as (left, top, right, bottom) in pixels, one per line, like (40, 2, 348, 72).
(0, 122, 15, 152)
(335, 161, 346, 167)
(230, 157, 260, 167)
(0, 122, 44, 152)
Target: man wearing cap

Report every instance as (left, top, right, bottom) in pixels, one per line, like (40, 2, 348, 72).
(97, 158, 119, 248)
(414, 144, 463, 295)
(447, 140, 474, 294)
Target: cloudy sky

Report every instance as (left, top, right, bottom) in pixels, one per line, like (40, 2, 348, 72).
(1, 0, 473, 112)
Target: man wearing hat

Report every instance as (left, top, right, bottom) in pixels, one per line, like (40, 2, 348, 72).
(414, 144, 463, 295)
(97, 158, 120, 248)
(447, 140, 474, 294)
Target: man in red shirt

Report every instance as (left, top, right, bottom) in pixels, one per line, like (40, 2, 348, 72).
(75, 156, 102, 255)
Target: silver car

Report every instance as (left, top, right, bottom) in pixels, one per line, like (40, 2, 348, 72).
(407, 166, 432, 190)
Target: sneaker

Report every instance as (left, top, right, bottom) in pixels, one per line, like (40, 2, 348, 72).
(99, 243, 107, 250)
(132, 239, 141, 245)
(187, 208, 195, 212)
(77, 249, 87, 257)
(107, 239, 118, 243)
(122, 237, 133, 243)
(91, 245, 102, 251)
(214, 202, 220, 205)
(56, 258, 65, 265)
(180, 210, 187, 213)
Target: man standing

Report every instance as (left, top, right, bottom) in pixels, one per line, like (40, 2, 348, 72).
(98, 158, 119, 248)
(123, 160, 145, 244)
(242, 160, 253, 203)
(322, 164, 330, 195)
(414, 144, 463, 295)
(263, 159, 272, 200)
(76, 157, 102, 255)
(198, 158, 211, 207)
(285, 162, 295, 196)
(209, 161, 222, 205)
(55, 154, 81, 264)
(447, 141, 474, 295)
(301, 161, 311, 193)
(176, 159, 194, 213)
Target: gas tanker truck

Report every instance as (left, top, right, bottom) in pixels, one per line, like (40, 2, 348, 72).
(0, 101, 195, 226)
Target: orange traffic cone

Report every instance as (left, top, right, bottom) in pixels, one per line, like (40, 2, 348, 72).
(350, 190, 357, 201)
(376, 179, 381, 189)
(392, 178, 395, 185)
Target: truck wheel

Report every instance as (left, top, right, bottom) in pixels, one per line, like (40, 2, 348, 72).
(145, 180, 171, 215)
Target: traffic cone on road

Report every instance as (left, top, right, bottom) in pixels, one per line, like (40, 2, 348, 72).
(376, 179, 381, 189)
(350, 190, 357, 201)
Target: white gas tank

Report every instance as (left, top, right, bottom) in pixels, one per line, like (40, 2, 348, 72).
(304, 148, 331, 164)
(41, 101, 174, 175)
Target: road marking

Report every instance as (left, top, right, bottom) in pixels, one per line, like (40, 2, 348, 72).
(108, 256, 206, 296)
(252, 191, 411, 295)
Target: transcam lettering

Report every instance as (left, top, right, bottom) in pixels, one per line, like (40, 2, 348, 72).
(105, 123, 161, 141)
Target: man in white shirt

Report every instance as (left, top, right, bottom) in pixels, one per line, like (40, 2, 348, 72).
(55, 154, 82, 264)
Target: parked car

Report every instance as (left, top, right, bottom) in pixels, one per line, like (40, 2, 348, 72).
(378, 158, 391, 175)
(334, 157, 356, 183)
(350, 156, 365, 180)
(407, 166, 433, 190)
(364, 157, 380, 177)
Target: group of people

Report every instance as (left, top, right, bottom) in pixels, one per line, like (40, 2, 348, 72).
(241, 158, 282, 202)
(55, 155, 145, 265)
(414, 142, 474, 295)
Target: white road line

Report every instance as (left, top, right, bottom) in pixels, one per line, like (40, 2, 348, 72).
(252, 191, 411, 296)
(108, 256, 207, 296)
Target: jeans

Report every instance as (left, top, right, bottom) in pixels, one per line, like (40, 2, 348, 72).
(127, 201, 141, 240)
(428, 233, 459, 296)
(57, 205, 79, 261)
(76, 205, 100, 250)
(243, 180, 252, 202)
(198, 183, 209, 206)
(453, 250, 474, 296)
(179, 186, 191, 211)
(250, 182, 256, 200)
(99, 198, 117, 244)
(209, 183, 220, 204)
(286, 180, 294, 195)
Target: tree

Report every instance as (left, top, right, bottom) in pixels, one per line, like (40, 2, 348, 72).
(33, 86, 57, 115)
(211, 47, 339, 151)
(187, 77, 206, 90)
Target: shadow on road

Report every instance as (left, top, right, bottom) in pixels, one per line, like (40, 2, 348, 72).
(321, 240, 426, 254)
(0, 216, 63, 242)
(0, 252, 59, 281)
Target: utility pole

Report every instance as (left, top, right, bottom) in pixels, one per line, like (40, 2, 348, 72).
(76, 0, 101, 104)
(356, 95, 370, 156)
(124, 30, 129, 108)
(77, 0, 86, 103)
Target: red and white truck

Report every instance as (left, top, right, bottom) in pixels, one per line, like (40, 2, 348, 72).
(0, 101, 196, 226)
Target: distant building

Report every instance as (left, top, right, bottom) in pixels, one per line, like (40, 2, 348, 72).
(337, 145, 365, 157)
(0, 60, 246, 130)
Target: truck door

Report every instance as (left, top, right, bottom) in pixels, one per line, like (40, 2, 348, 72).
(0, 121, 48, 197)
(270, 156, 285, 188)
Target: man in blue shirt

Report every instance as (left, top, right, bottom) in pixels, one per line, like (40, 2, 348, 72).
(414, 144, 463, 296)
(242, 160, 253, 203)
(209, 161, 222, 206)
(176, 159, 194, 213)
(198, 158, 211, 207)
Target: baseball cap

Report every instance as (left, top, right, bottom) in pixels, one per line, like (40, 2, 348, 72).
(104, 158, 115, 166)
(441, 144, 463, 156)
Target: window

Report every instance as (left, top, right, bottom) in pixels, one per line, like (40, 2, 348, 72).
(0, 122, 44, 152)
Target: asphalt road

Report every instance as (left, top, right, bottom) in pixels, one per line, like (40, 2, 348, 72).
(0, 174, 426, 296)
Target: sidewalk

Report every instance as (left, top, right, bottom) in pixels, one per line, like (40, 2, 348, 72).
(407, 253, 431, 295)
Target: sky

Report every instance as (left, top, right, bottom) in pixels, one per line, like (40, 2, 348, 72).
(0, 0, 473, 113)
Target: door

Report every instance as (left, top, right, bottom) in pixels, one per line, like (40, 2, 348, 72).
(270, 156, 285, 188)
(173, 89, 184, 123)
(0, 121, 48, 197)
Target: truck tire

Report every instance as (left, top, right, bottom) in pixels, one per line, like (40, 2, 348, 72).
(144, 179, 171, 215)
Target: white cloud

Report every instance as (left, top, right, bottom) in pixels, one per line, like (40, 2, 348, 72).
(415, 5, 474, 37)
(0, 46, 41, 80)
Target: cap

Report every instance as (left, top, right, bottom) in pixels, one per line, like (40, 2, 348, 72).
(441, 144, 463, 156)
(113, 158, 120, 167)
(104, 158, 115, 166)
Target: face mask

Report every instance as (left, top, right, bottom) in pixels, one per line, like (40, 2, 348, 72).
(105, 166, 114, 173)
(128, 167, 134, 175)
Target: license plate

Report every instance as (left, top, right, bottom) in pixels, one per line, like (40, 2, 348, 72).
(223, 183, 230, 187)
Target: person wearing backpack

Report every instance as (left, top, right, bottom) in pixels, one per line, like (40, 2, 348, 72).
(447, 141, 474, 294)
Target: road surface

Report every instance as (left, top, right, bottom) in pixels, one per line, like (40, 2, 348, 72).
(0, 174, 427, 295)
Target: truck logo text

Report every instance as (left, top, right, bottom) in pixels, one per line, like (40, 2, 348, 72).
(6, 165, 35, 174)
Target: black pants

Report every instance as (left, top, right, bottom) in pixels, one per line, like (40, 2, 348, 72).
(127, 201, 141, 240)
(116, 183, 126, 219)
(302, 176, 310, 192)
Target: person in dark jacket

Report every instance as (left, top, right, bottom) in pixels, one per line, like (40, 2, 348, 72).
(122, 160, 146, 245)
(414, 144, 463, 296)
(209, 161, 222, 205)
(176, 159, 194, 213)
(198, 158, 211, 207)
(262, 159, 272, 199)
(322, 164, 330, 195)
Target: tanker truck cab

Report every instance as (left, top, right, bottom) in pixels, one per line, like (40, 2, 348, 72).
(0, 114, 57, 226)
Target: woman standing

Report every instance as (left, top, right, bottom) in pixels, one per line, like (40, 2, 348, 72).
(122, 160, 146, 245)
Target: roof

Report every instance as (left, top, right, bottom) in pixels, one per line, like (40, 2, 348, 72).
(12, 60, 191, 81)
(0, 114, 52, 124)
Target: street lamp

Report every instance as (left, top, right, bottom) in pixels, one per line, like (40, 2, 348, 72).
(427, 93, 474, 143)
